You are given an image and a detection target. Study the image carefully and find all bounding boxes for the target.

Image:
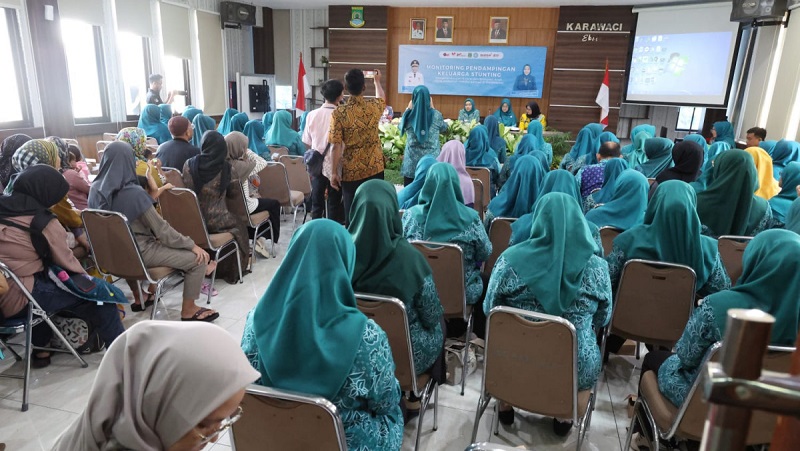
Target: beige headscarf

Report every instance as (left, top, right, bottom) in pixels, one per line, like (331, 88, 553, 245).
(53, 322, 259, 451)
(224, 131, 257, 178)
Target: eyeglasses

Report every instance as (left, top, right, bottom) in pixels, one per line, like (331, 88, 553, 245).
(195, 406, 243, 445)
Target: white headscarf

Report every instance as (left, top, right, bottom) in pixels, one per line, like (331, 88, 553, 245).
(53, 322, 260, 450)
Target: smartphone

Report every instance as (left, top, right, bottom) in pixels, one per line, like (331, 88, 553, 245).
(364, 70, 376, 79)
(71, 274, 97, 294)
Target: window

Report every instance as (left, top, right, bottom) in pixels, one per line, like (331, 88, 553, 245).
(0, 7, 31, 127)
(61, 19, 109, 123)
(118, 32, 151, 118)
(676, 106, 706, 132)
(163, 56, 191, 113)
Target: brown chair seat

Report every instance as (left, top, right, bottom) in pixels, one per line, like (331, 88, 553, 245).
(639, 371, 680, 435)
(289, 190, 304, 206)
(146, 266, 178, 281)
(209, 232, 235, 249)
(250, 210, 270, 224)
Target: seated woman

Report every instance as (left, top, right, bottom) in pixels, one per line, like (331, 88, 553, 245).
(744, 146, 780, 200)
(54, 321, 259, 450)
(242, 119, 268, 157)
(350, 180, 444, 377)
(191, 113, 216, 148)
(436, 140, 475, 208)
(400, 86, 447, 185)
(498, 134, 549, 189)
(138, 104, 171, 144)
(159, 104, 173, 125)
(696, 149, 773, 237)
(182, 131, 251, 284)
(261, 111, 275, 136)
(768, 161, 800, 228)
(644, 229, 800, 409)
(458, 98, 480, 124)
(264, 110, 305, 156)
(485, 155, 546, 227)
(230, 112, 250, 134)
(787, 193, 800, 234)
(771, 139, 800, 180)
(654, 140, 704, 185)
(585, 170, 648, 231)
(560, 123, 604, 174)
(690, 140, 732, 193)
(621, 124, 656, 159)
(484, 115, 507, 164)
(607, 181, 731, 297)
(637, 138, 674, 179)
(599, 131, 619, 144)
(217, 108, 239, 134)
(711, 120, 736, 147)
(0, 165, 124, 368)
(182, 105, 203, 122)
(464, 125, 500, 197)
(0, 134, 32, 188)
(511, 169, 579, 244)
(485, 192, 611, 434)
(397, 155, 437, 210)
(582, 158, 628, 212)
(526, 120, 553, 165)
(91, 142, 218, 321)
(241, 219, 403, 451)
(518, 100, 546, 133)
(63, 146, 91, 210)
(116, 127, 165, 191)
(492, 98, 517, 128)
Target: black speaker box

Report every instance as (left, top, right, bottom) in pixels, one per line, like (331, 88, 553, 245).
(731, 0, 788, 21)
(220, 2, 256, 26)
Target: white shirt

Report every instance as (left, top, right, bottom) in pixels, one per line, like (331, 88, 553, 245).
(404, 71, 425, 87)
(243, 150, 268, 213)
(302, 103, 337, 179)
(412, 29, 423, 39)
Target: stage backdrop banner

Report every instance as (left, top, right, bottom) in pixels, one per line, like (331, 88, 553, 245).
(398, 45, 547, 98)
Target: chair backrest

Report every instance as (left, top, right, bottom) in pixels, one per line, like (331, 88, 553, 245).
(146, 137, 158, 147)
(267, 145, 289, 159)
(81, 209, 150, 280)
(102, 132, 117, 141)
(717, 235, 752, 285)
(471, 179, 484, 219)
(483, 306, 578, 422)
(611, 259, 696, 349)
(410, 241, 467, 321)
(466, 167, 491, 208)
(484, 217, 515, 275)
(95, 140, 112, 153)
(161, 167, 185, 188)
(355, 293, 417, 393)
(231, 384, 347, 451)
(279, 155, 312, 196)
(257, 163, 292, 206)
(598, 226, 622, 257)
(158, 188, 211, 249)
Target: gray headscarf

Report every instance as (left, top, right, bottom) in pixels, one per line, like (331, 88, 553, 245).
(87, 142, 155, 223)
(53, 321, 260, 450)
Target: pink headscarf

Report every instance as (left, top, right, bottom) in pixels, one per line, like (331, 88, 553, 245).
(437, 139, 475, 205)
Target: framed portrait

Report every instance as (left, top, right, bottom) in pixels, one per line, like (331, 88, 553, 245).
(434, 16, 454, 43)
(410, 18, 425, 40)
(489, 17, 509, 44)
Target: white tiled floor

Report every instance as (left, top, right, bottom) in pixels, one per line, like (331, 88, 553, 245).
(0, 218, 648, 451)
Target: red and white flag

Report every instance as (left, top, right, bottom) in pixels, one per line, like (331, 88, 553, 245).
(595, 60, 610, 129)
(296, 53, 311, 114)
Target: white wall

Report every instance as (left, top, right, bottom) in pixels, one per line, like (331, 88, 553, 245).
(290, 9, 328, 104)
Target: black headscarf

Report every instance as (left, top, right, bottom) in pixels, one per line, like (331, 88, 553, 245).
(655, 140, 704, 184)
(88, 142, 155, 224)
(0, 134, 32, 187)
(187, 130, 231, 194)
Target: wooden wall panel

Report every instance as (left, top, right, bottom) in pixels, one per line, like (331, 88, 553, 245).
(548, 106, 619, 133)
(386, 7, 559, 121)
(253, 7, 275, 75)
(328, 6, 388, 96)
(550, 71, 626, 109)
(329, 5, 388, 28)
(328, 30, 388, 63)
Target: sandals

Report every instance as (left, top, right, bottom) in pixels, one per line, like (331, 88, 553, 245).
(181, 307, 219, 322)
(201, 282, 219, 297)
(130, 291, 156, 312)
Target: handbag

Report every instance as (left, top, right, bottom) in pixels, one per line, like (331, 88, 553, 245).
(304, 143, 330, 178)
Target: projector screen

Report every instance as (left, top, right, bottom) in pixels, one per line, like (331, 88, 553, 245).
(626, 2, 742, 106)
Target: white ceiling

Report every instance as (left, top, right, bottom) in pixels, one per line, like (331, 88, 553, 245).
(252, 0, 702, 10)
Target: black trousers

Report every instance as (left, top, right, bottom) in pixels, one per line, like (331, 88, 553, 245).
(251, 197, 282, 243)
(310, 174, 344, 224)
(342, 171, 384, 226)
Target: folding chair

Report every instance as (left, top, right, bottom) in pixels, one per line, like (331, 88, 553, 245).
(279, 155, 311, 223)
(226, 180, 274, 261)
(0, 261, 89, 412)
(145, 137, 158, 147)
(102, 132, 117, 141)
(161, 167, 185, 188)
(624, 343, 794, 450)
(267, 145, 289, 160)
(467, 167, 491, 209)
(158, 188, 243, 304)
(466, 443, 530, 451)
(410, 240, 472, 396)
(598, 226, 622, 257)
(257, 163, 305, 228)
(483, 217, 515, 276)
(472, 307, 593, 450)
(717, 235, 752, 285)
(472, 179, 485, 220)
(355, 293, 439, 450)
(95, 140, 112, 162)
(231, 384, 347, 451)
(82, 209, 182, 320)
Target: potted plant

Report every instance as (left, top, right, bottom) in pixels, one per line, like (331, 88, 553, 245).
(320, 55, 329, 68)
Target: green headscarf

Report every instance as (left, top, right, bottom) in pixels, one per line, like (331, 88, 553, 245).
(613, 181, 718, 291)
(191, 114, 216, 148)
(639, 137, 674, 178)
(592, 158, 629, 204)
(487, 155, 545, 219)
(349, 180, 431, 303)
(397, 155, 437, 210)
(230, 112, 249, 134)
(217, 108, 238, 134)
(691, 141, 732, 192)
(506, 135, 548, 175)
(510, 170, 581, 245)
(298, 111, 309, 134)
(464, 125, 499, 169)
(696, 149, 758, 236)
(683, 134, 709, 154)
(706, 229, 800, 345)
(137, 104, 171, 144)
(159, 104, 172, 125)
(624, 131, 651, 169)
(410, 163, 479, 242)
(243, 119, 268, 157)
(712, 121, 736, 148)
(251, 219, 367, 400)
(760, 140, 778, 157)
(771, 140, 800, 180)
(182, 106, 202, 123)
(621, 124, 656, 155)
(585, 170, 648, 230)
(458, 98, 480, 123)
(492, 98, 517, 127)
(503, 193, 598, 316)
(785, 198, 800, 235)
(564, 123, 603, 168)
(400, 85, 436, 146)
(261, 111, 275, 138)
(769, 161, 800, 223)
(264, 110, 301, 148)
(526, 120, 553, 165)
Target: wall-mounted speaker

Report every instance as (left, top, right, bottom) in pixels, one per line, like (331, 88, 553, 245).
(220, 2, 256, 27)
(731, 0, 788, 21)
(788, 0, 800, 11)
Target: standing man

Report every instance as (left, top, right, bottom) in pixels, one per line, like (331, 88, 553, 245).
(328, 69, 386, 224)
(146, 74, 175, 105)
(302, 79, 345, 224)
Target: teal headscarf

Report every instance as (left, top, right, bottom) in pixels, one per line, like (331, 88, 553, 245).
(262, 111, 275, 138)
(397, 155, 437, 209)
(613, 180, 718, 291)
(713, 121, 736, 148)
(298, 111, 309, 135)
(591, 158, 629, 204)
(585, 170, 648, 230)
(243, 120, 268, 157)
(250, 219, 367, 400)
(410, 163, 479, 242)
(484, 115, 507, 164)
(458, 98, 480, 123)
(230, 113, 249, 134)
(400, 85, 436, 146)
(691, 141, 732, 192)
(488, 155, 546, 219)
(638, 137, 674, 178)
(564, 123, 603, 167)
(759, 140, 778, 156)
(510, 170, 581, 244)
(492, 98, 517, 127)
(621, 124, 656, 155)
(137, 104, 171, 144)
(264, 110, 302, 149)
(769, 161, 800, 223)
(599, 131, 619, 144)
(526, 120, 553, 165)
(706, 229, 800, 345)
(217, 108, 239, 134)
(624, 131, 651, 169)
(191, 114, 216, 148)
(503, 193, 598, 316)
(464, 126, 499, 170)
(771, 140, 800, 180)
(159, 104, 172, 125)
(506, 135, 548, 175)
(786, 198, 800, 235)
(696, 149, 757, 237)
(182, 106, 202, 123)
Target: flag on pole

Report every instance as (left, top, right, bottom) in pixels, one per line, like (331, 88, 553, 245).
(296, 53, 311, 115)
(595, 60, 610, 129)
